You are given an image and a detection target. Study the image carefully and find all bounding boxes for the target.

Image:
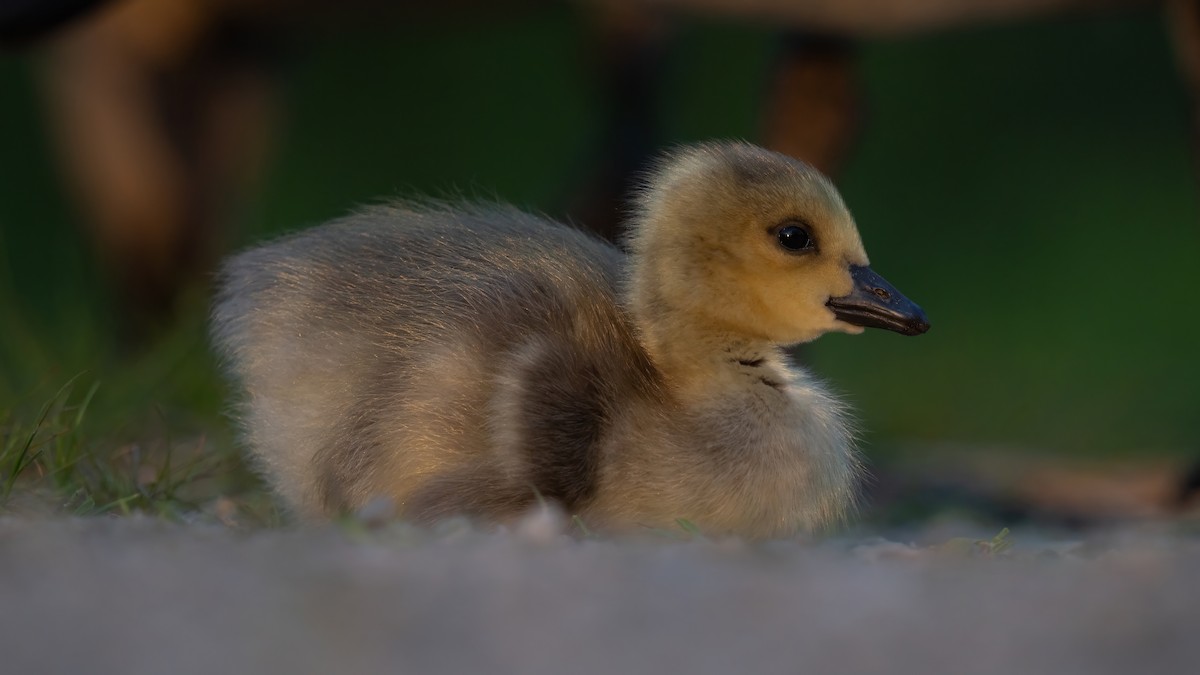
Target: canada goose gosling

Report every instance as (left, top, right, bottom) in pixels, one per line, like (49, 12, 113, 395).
(212, 142, 929, 538)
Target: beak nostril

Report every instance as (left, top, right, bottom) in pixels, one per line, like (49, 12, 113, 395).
(872, 288, 890, 300)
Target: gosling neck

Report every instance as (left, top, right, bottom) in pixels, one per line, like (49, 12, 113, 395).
(626, 279, 784, 400)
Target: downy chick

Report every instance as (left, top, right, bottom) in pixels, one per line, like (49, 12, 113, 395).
(212, 141, 929, 538)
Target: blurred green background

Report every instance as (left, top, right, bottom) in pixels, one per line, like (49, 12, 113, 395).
(1, 5, 1197, 466)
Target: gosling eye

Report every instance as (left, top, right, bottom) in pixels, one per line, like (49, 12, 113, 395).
(776, 223, 816, 253)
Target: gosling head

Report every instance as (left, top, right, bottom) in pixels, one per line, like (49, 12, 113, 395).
(627, 142, 930, 345)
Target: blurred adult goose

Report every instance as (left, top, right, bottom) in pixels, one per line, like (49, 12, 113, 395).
(212, 142, 929, 538)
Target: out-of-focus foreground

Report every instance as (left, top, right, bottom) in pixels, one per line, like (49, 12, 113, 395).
(3, 514, 1199, 675)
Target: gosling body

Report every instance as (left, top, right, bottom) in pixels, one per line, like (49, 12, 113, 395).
(213, 142, 928, 537)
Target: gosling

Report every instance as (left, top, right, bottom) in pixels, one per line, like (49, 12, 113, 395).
(212, 141, 929, 538)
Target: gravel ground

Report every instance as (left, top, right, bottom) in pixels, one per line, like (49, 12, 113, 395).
(2, 514, 1197, 675)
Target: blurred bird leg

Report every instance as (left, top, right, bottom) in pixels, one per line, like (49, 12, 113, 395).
(570, 2, 671, 241)
(761, 31, 861, 178)
(40, 0, 279, 327)
(1167, 0, 1200, 172)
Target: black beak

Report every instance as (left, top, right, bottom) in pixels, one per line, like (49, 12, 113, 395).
(826, 265, 930, 336)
